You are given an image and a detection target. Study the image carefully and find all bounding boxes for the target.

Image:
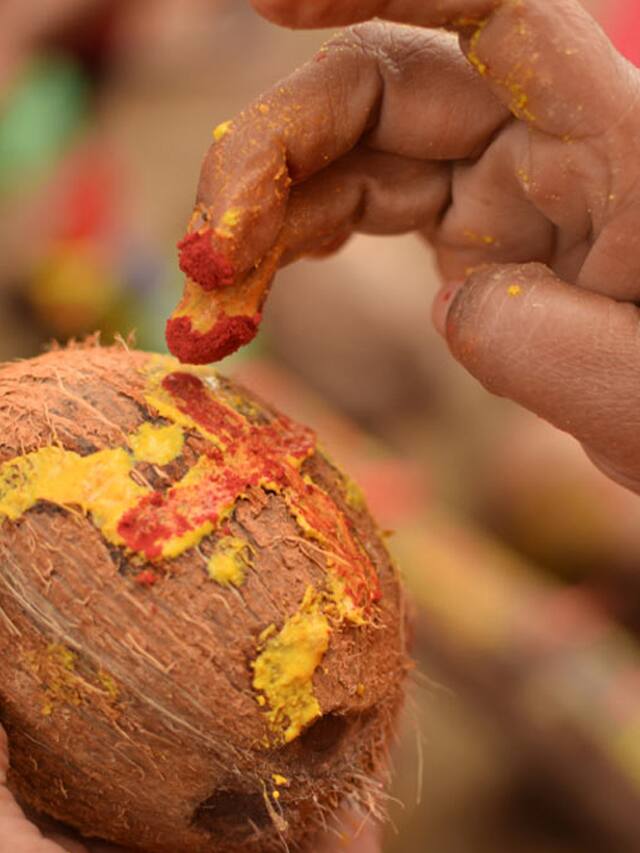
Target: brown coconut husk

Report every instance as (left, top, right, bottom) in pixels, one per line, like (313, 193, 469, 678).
(0, 343, 409, 853)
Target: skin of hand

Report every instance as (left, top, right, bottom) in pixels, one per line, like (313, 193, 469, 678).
(176, 0, 640, 497)
(1, 724, 378, 852)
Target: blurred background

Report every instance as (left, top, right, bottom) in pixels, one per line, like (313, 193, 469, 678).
(2, 1, 640, 850)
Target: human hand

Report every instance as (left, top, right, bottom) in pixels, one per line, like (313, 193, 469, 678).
(167, 0, 640, 496)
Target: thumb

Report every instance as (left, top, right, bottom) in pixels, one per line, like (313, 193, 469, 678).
(435, 263, 640, 493)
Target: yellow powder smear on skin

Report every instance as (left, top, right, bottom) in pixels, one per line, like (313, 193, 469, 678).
(457, 16, 537, 124)
(216, 207, 243, 239)
(507, 77, 536, 123)
(212, 119, 233, 142)
(464, 229, 496, 246)
(129, 422, 184, 465)
(252, 586, 330, 743)
(207, 536, 252, 587)
(465, 18, 489, 76)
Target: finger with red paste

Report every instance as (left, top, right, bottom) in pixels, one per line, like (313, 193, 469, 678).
(179, 25, 504, 286)
(169, 27, 506, 363)
(170, 0, 633, 364)
(166, 245, 283, 364)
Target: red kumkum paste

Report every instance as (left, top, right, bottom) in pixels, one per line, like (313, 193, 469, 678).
(118, 371, 381, 607)
(165, 313, 260, 364)
(177, 230, 235, 291)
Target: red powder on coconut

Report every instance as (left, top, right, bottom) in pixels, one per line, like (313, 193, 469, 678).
(162, 372, 247, 443)
(177, 230, 235, 291)
(134, 570, 158, 587)
(118, 370, 381, 605)
(165, 313, 260, 364)
(118, 468, 246, 559)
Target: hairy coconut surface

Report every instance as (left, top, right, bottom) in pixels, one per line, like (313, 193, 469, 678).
(0, 344, 408, 853)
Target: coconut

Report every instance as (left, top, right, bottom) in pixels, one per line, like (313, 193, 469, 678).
(0, 343, 409, 853)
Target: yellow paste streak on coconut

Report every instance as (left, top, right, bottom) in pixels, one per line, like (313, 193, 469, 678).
(207, 535, 253, 587)
(0, 446, 147, 543)
(0, 412, 189, 547)
(0, 361, 249, 558)
(252, 586, 330, 743)
(0, 362, 276, 559)
(129, 421, 184, 465)
(0, 441, 234, 558)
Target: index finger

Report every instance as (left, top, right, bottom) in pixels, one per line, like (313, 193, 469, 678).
(168, 26, 506, 362)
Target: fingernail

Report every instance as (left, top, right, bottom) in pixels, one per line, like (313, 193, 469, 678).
(432, 281, 464, 338)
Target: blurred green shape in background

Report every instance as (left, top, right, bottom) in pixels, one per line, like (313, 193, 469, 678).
(0, 55, 89, 197)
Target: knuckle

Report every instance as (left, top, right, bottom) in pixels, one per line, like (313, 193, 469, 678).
(340, 22, 448, 77)
(340, 21, 391, 54)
